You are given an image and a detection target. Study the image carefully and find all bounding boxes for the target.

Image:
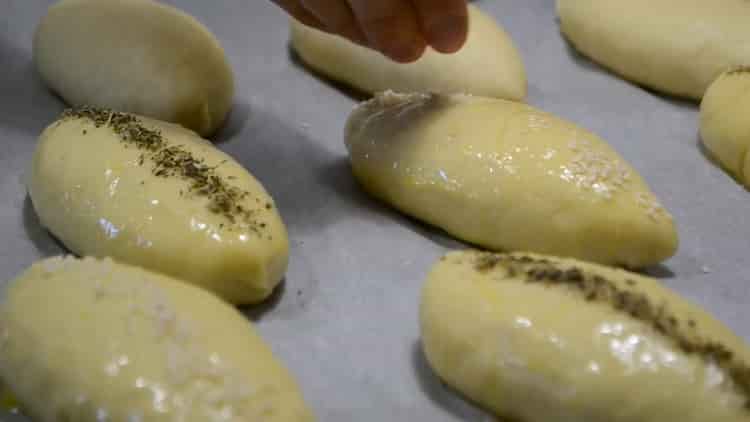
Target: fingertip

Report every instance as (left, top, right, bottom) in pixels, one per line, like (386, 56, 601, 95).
(348, 1, 428, 63)
(425, 14, 468, 54)
(296, 14, 326, 31)
(274, 0, 326, 30)
(383, 35, 427, 63)
(343, 25, 368, 46)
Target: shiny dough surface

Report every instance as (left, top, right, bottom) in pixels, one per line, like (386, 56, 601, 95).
(700, 67, 750, 188)
(0, 256, 314, 422)
(28, 109, 289, 305)
(290, 5, 526, 101)
(34, 0, 234, 136)
(557, 0, 750, 100)
(420, 250, 750, 422)
(345, 92, 677, 268)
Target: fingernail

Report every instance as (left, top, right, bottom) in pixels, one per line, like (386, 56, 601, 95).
(427, 15, 468, 54)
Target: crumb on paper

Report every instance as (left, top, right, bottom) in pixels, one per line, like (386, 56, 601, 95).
(701, 265, 712, 274)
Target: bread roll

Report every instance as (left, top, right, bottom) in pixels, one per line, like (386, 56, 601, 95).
(700, 67, 750, 187)
(420, 250, 750, 422)
(557, 0, 750, 100)
(345, 91, 677, 268)
(290, 5, 526, 101)
(34, 0, 234, 136)
(0, 256, 314, 422)
(28, 107, 288, 305)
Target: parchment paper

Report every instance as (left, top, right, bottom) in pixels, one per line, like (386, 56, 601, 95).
(1, 1, 748, 420)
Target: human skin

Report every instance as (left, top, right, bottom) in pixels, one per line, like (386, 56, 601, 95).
(271, 0, 469, 62)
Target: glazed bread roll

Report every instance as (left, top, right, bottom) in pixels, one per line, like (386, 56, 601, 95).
(0, 256, 314, 422)
(34, 0, 234, 137)
(290, 5, 526, 101)
(28, 107, 288, 305)
(700, 67, 750, 188)
(345, 91, 677, 268)
(557, 0, 750, 100)
(420, 250, 750, 422)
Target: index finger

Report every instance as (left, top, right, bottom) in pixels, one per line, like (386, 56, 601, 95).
(410, 0, 469, 54)
(271, 0, 326, 29)
(348, 0, 427, 63)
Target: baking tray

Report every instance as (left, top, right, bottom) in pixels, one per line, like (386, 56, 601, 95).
(1, 1, 748, 421)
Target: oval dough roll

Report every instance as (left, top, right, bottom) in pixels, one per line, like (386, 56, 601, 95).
(290, 5, 526, 101)
(421, 250, 750, 422)
(34, 0, 234, 137)
(28, 108, 288, 305)
(557, 0, 750, 100)
(0, 256, 314, 422)
(700, 67, 750, 188)
(345, 92, 677, 268)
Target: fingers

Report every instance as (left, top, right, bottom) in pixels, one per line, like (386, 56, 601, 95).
(347, 0, 427, 63)
(275, 0, 467, 63)
(300, 0, 366, 45)
(271, 0, 325, 30)
(410, 0, 469, 53)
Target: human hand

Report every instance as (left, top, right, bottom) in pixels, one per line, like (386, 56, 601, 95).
(272, 0, 469, 63)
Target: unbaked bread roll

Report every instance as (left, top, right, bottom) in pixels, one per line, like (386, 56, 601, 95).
(33, 0, 234, 137)
(0, 256, 314, 422)
(557, 0, 750, 100)
(28, 107, 288, 305)
(420, 250, 750, 422)
(700, 67, 750, 188)
(345, 92, 677, 268)
(290, 5, 526, 101)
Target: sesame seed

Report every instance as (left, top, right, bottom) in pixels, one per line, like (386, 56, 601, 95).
(564, 140, 632, 199)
